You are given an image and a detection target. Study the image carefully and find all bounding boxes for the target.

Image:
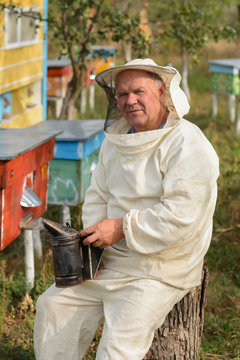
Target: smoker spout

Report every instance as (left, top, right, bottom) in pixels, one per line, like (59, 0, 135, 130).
(42, 218, 79, 238)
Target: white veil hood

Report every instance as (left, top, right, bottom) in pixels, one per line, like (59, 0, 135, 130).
(95, 58, 190, 129)
(167, 70, 190, 119)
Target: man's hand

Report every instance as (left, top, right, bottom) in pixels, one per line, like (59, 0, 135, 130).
(80, 219, 124, 249)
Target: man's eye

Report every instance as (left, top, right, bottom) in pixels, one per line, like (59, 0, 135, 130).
(136, 89, 144, 94)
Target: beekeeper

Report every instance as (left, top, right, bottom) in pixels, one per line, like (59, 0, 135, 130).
(34, 59, 219, 360)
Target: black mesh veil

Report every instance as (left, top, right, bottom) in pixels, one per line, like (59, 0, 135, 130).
(95, 75, 122, 130)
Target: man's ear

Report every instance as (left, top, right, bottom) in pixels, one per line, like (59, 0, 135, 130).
(159, 82, 166, 100)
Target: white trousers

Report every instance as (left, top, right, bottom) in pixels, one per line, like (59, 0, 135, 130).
(34, 269, 190, 360)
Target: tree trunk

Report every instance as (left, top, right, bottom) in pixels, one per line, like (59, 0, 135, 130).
(58, 71, 82, 120)
(238, 5, 240, 22)
(122, 42, 132, 63)
(58, 78, 73, 120)
(80, 88, 87, 114)
(181, 47, 191, 102)
(144, 268, 209, 360)
(67, 97, 78, 120)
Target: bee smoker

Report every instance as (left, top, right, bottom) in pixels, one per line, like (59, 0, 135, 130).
(42, 218, 103, 288)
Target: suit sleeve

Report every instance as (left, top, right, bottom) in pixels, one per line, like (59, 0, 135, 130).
(123, 132, 219, 255)
(82, 140, 109, 228)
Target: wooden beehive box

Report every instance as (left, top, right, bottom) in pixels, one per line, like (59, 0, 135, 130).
(208, 58, 240, 95)
(47, 58, 73, 99)
(31, 120, 105, 206)
(0, 126, 61, 250)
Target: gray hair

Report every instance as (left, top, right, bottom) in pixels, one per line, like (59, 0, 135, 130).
(147, 72, 163, 88)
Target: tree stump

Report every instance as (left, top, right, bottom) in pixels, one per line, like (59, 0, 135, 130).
(144, 268, 209, 360)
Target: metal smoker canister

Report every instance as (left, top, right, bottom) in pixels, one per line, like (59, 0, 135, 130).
(42, 218, 83, 287)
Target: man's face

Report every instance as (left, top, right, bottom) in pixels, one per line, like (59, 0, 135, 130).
(116, 70, 167, 132)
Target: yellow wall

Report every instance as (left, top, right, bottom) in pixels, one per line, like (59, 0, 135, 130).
(0, 0, 44, 94)
(0, 11, 4, 45)
(0, 0, 45, 128)
(0, 105, 43, 128)
(0, 0, 43, 8)
(0, 48, 43, 93)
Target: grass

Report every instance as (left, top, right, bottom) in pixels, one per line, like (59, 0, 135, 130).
(187, 44, 240, 359)
(0, 40, 240, 359)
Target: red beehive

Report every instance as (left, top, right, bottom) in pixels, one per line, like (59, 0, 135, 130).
(0, 125, 61, 250)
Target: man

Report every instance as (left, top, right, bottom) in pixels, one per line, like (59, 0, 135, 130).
(34, 59, 219, 360)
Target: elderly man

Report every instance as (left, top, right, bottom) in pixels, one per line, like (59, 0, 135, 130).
(34, 59, 219, 360)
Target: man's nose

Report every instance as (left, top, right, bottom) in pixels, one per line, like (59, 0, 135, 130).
(126, 93, 137, 105)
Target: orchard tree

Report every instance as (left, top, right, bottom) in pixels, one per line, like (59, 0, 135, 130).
(48, 0, 149, 119)
(0, 0, 150, 119)
(147, 0, 240, 100)
(164, 0, 239, 100)
(110, 0, 151, 62)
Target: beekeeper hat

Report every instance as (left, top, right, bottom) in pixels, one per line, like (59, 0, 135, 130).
(95, 58, 190, 130)
(95, 58, 176, 86)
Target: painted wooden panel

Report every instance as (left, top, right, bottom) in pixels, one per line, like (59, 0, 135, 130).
(47, 149, 100, 205)
(208, 58, 240, 95)
(47, 73, 72, 98)
(0, 33, 4, 50)
(0, 123, 60, 249)
(80, 149, 99, 202)
(47, 46, 116, 97)
(0, 105, 42, 128)
(211, 72, 240, 95)
(0, 0, 47, 128)
(208, 58, 240, 70)
(48, 65, 73, 77)
(32, 120, 105, 159)
(1, 0, 43, 7)
(0, 12, 4, 48)
(0, 126, 60, 160)
(47, 159, 81, 205)
(0, 43, 43, 68)
(12, 81, 41, 113)
(0, 3, 44, 55)
(0, 58, 43, 93)
(0, 91, 12, 120)
(0, 138, 55, 250)
(0, 74, 43, 96)
(42, 0, 48, 121)
(89, 45, 116, 74)
(54, 132, 105, 160)
(209, 59, 240, 95)
(209, 64, 237, 75)
(30, 120, 105, 205)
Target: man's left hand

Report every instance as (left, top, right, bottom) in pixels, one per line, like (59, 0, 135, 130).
(80, 219, 124, 249)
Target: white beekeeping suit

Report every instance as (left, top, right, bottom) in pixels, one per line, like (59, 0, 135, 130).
(82, 58, 219, 289)
(34, 59, 219, 360)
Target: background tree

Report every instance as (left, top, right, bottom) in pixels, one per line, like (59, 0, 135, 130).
(110, 0, 152, 62)
(0, 0, 150, 119)
(47, 0, 150, 119)
(146, 0, 240, 100)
